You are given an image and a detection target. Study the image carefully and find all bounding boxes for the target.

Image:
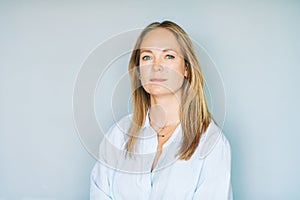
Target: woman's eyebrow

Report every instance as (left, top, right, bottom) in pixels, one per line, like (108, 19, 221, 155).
(140, 48, 178, 54)
(140, 49, 153, 54)
(162, 48, 177, 53)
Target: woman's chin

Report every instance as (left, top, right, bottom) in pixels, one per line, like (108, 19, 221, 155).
(145, 86, 179, 97)
(144, 86, 166, 95)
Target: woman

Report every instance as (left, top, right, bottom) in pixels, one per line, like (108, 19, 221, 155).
(90, 21, 233, 200)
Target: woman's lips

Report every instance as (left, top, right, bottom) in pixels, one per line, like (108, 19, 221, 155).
(150, 78, 167, 82)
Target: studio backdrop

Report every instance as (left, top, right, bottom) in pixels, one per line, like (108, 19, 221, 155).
(1, 1, 299, 199)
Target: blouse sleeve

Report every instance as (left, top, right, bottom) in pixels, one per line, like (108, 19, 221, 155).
(90, 117, 128, 200)
(90, 162, 113, 200)
(193, 133, 233, 200)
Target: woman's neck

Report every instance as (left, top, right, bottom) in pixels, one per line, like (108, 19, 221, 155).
(149, 93, 181, 129)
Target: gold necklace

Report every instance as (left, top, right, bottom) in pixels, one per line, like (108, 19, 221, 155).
(156, 121, 180, 137)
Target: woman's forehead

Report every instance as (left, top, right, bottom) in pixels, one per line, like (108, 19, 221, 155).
(140, 28, 182, 53)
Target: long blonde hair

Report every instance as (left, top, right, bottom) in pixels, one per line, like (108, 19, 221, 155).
(126, 21, 211, 160)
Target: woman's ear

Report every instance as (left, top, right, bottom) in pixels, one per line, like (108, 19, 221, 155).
(184, 63, 189, 78)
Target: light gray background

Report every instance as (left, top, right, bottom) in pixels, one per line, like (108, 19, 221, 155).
(1, 0, 300, 199)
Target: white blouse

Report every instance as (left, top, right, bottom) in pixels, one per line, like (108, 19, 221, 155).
(90, 114, 233, 200)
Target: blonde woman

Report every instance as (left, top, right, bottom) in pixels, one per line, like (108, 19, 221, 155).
(90, 21, 233, 200)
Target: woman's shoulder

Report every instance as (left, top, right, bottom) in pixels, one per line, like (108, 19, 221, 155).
(98, 114, 133, 167)
(198, 119, 231, 159)
(102, 114, 133, 148)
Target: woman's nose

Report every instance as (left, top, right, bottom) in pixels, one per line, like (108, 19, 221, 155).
(152, 63, 163, 72)
(152, 56, 164, 71)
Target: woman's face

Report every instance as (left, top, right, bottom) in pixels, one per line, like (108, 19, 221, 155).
(139, 28, 187, 97)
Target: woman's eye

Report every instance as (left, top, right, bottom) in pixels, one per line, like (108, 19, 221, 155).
(142, 55, 151, 61)
(166, 55, 175, 59)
